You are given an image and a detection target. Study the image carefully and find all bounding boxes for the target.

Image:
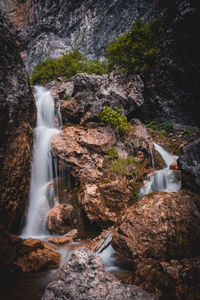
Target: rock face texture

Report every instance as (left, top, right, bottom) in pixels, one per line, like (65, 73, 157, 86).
(178, 138, 200, 193)
(0, 12, 36, 233)
(143, 0, 200, 125)
(112, 191, 200, 298)
(0, 0, 161, 72)
(47, 72, 144, 124)
(42, 248, 157, 300)
(16, 238, 61, 272)
(0, 12, 36, 282)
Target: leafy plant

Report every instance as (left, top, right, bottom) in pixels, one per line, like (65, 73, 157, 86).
(97, 106, 129, 135)
(106, 147, 119, 160)
(106, 18, 162, 74)
(30, 50, 108, 85)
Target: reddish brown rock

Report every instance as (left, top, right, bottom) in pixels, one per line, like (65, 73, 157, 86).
(51, 126, 114, 182)
(48, 229, 78, 245)
(80, 181, 132, 228)
(112, 191, 200, 298)
(46, 204, 77, 235)
(16, 238, 61, 272)
(112, 191, 200, 263)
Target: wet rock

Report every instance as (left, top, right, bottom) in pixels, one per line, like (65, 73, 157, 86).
(48, 229, 78, 245)
(81, 181, 132, 228)
(0, 13, 36, 233)
(178, 138, 200, 193)
(16, 238, 61, 272)
(42, 248, 157, 300)
(49, 73, 144, 125)
(46, 204, 77, 235)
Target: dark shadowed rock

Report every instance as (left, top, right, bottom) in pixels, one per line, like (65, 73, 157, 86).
(42, 248, 157, 300)
(49, 72, 144, 125)
(0, 12, 36, 233)
(178, 138, 200, 193)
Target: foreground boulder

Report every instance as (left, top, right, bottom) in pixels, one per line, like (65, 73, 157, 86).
(178, 138, 200, 193)
(112, 191, 200, 297)
(42, 248, 157, 300)
(16, 238, 61, 272)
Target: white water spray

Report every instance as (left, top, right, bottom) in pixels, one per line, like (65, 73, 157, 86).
(139, 142, 181, 198)
(21, 86, 60, 238)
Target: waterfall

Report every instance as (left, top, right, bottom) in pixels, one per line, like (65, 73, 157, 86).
(21, 86, 60, 238)
(139, 142, 181, 198)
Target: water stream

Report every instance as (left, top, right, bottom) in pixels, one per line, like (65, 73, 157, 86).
(21, 86, 60, 238)
(139, 142, 181, 198)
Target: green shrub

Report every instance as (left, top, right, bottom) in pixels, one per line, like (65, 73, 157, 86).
(106, 147, 119, 160)
(111, 157, 136, 176)
(146, 120, 174, 133)
(30, 50, 108, 85)
(106, 19, 162, 74)
(97, 106, 129, 135)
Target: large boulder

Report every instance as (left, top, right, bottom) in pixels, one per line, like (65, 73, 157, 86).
(178, 138, 200, 193)
(112, 191, 200, 263)
(48, 72, 144, 125)
(80, 181, 132, 228)
(112, 191, 200, 297)
(46, 204, 77, 235)
(16, 238, 61, 272)
(51, 126, 114, 183)
(42, 248, 157, 300)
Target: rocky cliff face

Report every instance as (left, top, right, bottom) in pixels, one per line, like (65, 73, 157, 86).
(0, 11, 36, 233)
(0, 0, 162, 72)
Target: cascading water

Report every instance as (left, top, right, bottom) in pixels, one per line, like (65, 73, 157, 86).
(21, 86, 60, 238)
(139, 142, 181, 198)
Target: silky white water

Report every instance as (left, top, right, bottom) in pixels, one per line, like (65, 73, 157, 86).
(139, 142, 181, 198)
(21, 86, 60, 238)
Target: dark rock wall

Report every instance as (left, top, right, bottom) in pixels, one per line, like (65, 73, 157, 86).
(142, 0, 200, 125)
(0, 11, 36, 233)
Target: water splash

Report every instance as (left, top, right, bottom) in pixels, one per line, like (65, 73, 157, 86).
(139, 142, 181, 198)
(21, 86, 60, 238)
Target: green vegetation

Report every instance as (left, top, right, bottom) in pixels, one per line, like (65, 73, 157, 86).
(97, 106, 129, 135)
(111, 156, 136, 176)
(146, 120, 174, 134)
(30, 50, 108, 85)
(106, 19, 162, 74)
(106, 147, 119, 160)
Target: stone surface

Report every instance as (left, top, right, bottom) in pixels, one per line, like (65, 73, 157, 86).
(178, 138, 200, 193)
(46, 204, 77, 235)
(48, 72, 144, 125)
(112, 190, 200, 297)
(51, 126, 114, 182)
(42, 248, 157, 300)
(0, 13, 36, 232)
(112, 191, 200, 263)
(0, 0, 162, 72)
(81, 181, 132, 228)
(48, 229, 78, 245)
(16, 238, 61, 272)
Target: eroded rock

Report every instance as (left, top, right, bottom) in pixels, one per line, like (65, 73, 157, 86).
(48, 229, 78, 245)
(42, 248, 157, 300)
(16, 238, 61, 272)
(178, 138, 200, 193)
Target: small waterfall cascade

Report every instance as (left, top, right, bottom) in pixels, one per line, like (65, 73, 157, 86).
(139, 142, 181, 198)
(21, 86, 60, 238)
